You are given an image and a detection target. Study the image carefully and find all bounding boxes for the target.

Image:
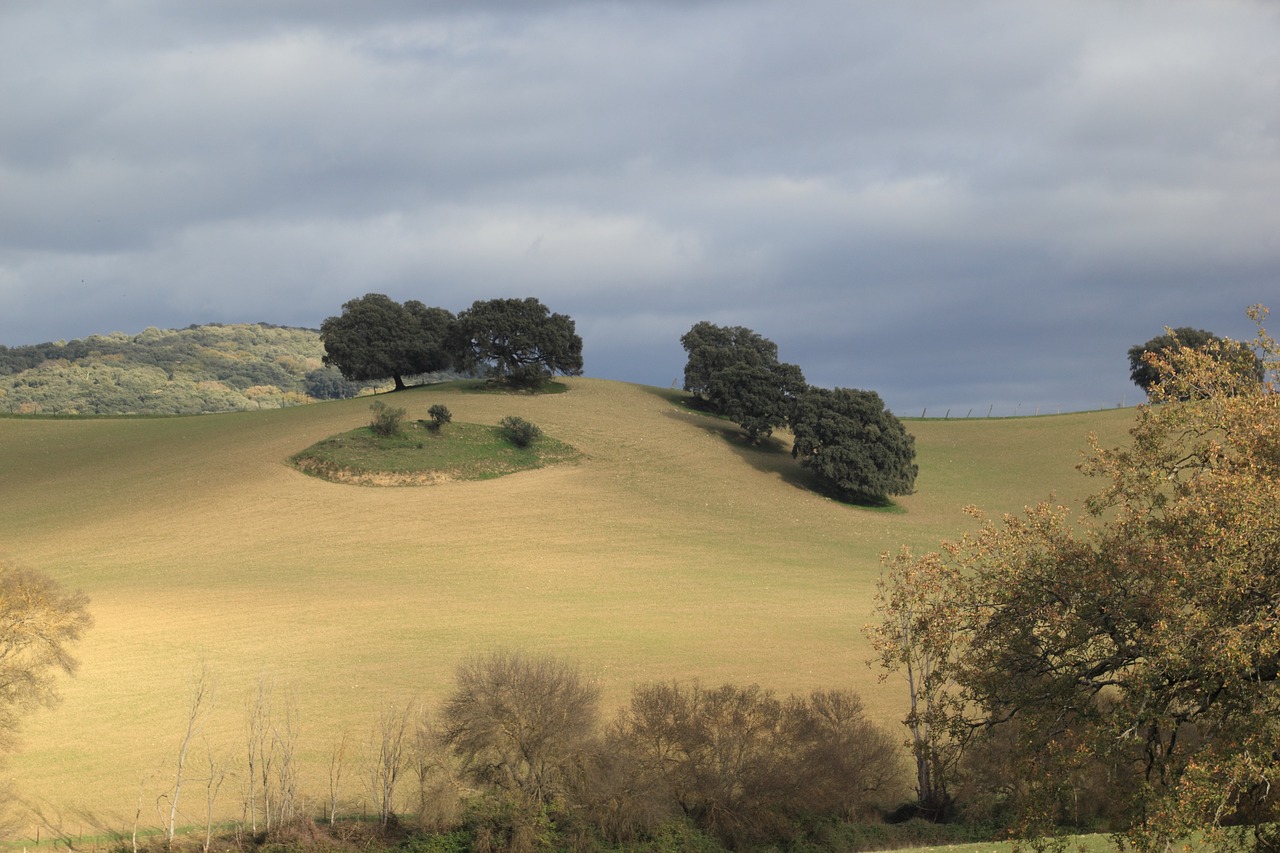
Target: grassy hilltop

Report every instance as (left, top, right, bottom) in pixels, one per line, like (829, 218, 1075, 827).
(0, 378, 1134, 827)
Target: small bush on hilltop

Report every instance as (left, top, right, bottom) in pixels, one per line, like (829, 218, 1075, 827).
(369, 400, 407, 437)
(426, 404, 452, 432)
(499, 415, 541, 448)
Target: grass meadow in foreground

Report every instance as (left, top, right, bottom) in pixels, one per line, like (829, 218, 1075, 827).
(0, 379, 1135, 834)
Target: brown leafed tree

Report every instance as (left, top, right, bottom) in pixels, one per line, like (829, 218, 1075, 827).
(0, 559, 92, 754)
(870, 306, 1280, 850)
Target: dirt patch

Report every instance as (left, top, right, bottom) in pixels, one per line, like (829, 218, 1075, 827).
(291, 456, 456, 487)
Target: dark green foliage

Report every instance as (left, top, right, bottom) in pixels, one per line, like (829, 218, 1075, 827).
(369, 400, 407, 437)
(719, 359, 807, 442)
(451, 298, 583, 389)
(1127, 327, 1263, 393)
(304, 365, 362, 400)
(681, 321, 779, 405)
(679, 321, 806, 441)
(321, 294, 455, 391)
(426, 404, 452, 431)
(790, 386, 917, 503)
(498, 415, 541, 448)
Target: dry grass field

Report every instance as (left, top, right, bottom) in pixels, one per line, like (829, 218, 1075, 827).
(0, 378, 1135, 834)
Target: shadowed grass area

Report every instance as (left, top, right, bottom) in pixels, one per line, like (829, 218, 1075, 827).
(289, 421, 579, 485)
(0, 378, 1137, 831)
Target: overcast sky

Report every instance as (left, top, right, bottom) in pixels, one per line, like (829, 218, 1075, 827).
(2, 1, 1277, 415)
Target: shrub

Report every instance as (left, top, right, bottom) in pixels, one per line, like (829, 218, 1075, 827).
(369, 399, 407, 437)
(427, 404, 453, 432)
(499, 416, 541, 448)
(438, 650, 600, 806)
(617, 682, 903, 847)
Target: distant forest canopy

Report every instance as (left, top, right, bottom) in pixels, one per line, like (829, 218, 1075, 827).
(0, 323, 429, 415)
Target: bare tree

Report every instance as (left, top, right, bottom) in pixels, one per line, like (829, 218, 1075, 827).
(272, 691, 300, 826)
(619, 681, 902, 847)
(327, 731, 350, 825)
(201, 742, 228, 853)
(407, 707, 461, 829)
(368, 699, 414, 827)
(243, 677, 268, 834)
(166, 663, 215, 845)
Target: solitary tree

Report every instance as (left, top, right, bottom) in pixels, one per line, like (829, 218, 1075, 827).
(789, 386, 917, 503)
(1127, 326, 1263, 394)
(451, 298, 583, 389)
(320, 294, 454, 391)
(0, 559, 92, 755)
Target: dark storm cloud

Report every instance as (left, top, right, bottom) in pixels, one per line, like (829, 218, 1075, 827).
(1, 0, 1277, 414)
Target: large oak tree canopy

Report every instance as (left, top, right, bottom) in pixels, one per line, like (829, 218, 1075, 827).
(680, 321, 806, 442)
(789, 386, 918, 503)
(452, 297, 584, 388)
(319, 293, 454, 391)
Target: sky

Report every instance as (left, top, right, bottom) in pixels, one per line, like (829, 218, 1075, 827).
(2, 1, 1277, 416)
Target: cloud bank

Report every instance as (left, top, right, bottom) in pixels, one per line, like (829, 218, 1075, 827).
(2, 0, 1277, 414)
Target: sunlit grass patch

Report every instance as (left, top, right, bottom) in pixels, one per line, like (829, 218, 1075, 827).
(289, 420, 579, 485)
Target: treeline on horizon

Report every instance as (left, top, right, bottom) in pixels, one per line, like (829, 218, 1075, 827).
(0, 324, 395, 416)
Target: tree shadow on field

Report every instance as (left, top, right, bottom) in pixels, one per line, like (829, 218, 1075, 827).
(647, 386, 879, 505)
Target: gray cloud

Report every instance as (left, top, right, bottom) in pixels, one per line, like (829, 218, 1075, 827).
(1, 0, 1277, 415)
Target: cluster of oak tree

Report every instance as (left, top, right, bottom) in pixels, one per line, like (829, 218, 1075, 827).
(319, 294, 583, 392)
(681, 321, 918, 504)
(871, 308, 1280, 851)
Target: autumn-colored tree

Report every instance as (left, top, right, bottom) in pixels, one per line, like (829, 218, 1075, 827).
(871, 307, 1280, 849)
(1127, 326, 1263, 394)
(868, 548, 965, 819)
(0, 559, 92, 754)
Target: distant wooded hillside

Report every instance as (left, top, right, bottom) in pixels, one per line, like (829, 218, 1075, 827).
(0, 323, 365, 415)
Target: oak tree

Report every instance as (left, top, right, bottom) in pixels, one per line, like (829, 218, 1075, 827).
(680, 322, 806, 441)
(320, 294, 454, 391)
(789, 386, 917, 503)
(451, 298, 583, 389)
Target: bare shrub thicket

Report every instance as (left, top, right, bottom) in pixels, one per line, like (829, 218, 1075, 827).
(439, 650, 599, 806)
(617, 682, 904, 847)
(115, 653, 902, 851)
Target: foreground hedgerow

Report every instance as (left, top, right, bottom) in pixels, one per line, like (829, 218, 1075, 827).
(106, 812, 1013, 853)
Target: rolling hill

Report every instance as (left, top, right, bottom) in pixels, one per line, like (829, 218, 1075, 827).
(0, 378, 1136, 832)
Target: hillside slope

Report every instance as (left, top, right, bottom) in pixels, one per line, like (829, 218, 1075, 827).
(0, 323, 349, 414)
(0, 379, 1135, 826)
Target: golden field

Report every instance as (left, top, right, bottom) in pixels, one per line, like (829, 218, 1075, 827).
(0, 378, 1135, 833)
